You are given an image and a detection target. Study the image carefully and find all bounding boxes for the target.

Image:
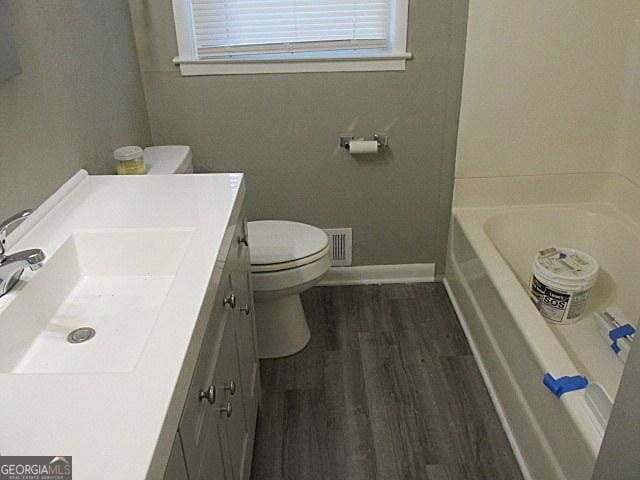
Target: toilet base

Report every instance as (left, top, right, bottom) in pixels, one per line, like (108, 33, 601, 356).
(255, 294, 311, 359)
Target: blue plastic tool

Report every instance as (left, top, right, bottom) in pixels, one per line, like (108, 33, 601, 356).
(608, 324, 636, 354)
(543, 373, 588, 397)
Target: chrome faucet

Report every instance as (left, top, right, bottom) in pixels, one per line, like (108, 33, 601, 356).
(0, 210, 46, 297)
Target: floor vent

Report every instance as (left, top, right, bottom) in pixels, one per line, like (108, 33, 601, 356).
(323, 228, 352, 266)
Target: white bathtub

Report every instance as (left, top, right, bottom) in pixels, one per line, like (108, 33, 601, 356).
(444, 202, 640, 480)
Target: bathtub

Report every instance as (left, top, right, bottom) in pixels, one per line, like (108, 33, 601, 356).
(444, 203, 640, 480)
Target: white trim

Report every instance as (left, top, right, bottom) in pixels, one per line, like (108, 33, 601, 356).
(318, 263, 435, 286)
(443, 277, 533, 480)
(174, 52, 411, 75)
(390, 0, 409, 55)
(174, 52, 412, 65)
(171, 0, 196, 62)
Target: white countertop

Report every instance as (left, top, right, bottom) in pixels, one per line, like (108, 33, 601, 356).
(0, 171, 245, 479)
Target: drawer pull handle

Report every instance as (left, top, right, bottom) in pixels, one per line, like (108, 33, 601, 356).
(219, 402, 233, 418)
(224, 380, 237, 396)
(223, 293, 237, 309)
(240, 304, 251, 316)
(199, 385, 216, 405)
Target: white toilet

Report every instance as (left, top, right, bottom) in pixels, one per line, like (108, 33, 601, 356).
(143, 145, 194, 174)
(145, 146, 331, 359)
(248, 221, 331, 358)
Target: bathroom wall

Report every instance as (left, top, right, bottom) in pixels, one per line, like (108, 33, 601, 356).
(455, 0, 638, 180)
(0, 0, 20, 81)
(612, 6, 640, 188)
(0, 0, 151, 221)
(128, 0, 469, 271)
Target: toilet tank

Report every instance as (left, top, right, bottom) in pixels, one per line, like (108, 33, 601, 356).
(143, 146, 193, 174)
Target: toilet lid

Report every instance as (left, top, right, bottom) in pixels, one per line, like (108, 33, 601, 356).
(248, 221, 329, 266)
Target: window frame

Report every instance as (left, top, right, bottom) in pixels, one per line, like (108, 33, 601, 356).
(171, 0, 412, 76)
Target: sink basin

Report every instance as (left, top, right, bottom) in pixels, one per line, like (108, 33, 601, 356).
(0, 229, 193, 374)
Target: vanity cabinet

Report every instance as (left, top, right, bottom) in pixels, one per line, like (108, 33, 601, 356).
(172, 211, 260, 480)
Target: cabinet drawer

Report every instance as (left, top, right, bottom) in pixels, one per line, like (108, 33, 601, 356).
(179, 271, 234, 479)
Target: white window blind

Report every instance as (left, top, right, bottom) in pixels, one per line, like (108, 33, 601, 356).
(190, 0, 391, 58)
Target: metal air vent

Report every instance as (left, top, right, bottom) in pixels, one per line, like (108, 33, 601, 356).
(323, 228, 352, 266)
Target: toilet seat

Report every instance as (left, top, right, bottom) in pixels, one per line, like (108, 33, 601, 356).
(251, 251, 332, 295)
(248, 220, 329, 273)
(251, 245, 330, 273)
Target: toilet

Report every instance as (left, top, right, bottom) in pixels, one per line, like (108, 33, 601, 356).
(145, 146, 331, 359)
(143, 145, 194, 174)
(248, 220, 331, 358)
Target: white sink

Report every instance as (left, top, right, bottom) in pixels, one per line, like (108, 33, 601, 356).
(0, 228, 193, 374)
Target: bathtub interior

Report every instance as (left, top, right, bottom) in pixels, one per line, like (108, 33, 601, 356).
(483, 204, 640, 400)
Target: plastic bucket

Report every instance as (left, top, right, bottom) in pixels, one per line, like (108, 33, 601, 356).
(529, 247, 599, 325)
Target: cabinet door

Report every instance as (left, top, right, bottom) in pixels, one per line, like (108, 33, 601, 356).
(180, 274, 232, 480)
(164, 433, 189, 480)
(212, 310, 250, 480)
(194, 309, 239, 480)
(195, 426, 227, 480)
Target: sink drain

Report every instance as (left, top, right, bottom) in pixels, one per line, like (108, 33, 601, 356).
(67, 327, 96, 344)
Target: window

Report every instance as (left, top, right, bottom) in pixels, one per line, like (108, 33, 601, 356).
(171, 0, 411, 75)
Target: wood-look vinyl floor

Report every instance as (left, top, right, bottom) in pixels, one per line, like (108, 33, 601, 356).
(250, 283, 524, 480)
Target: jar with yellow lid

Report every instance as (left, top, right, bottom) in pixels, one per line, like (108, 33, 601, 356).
(115, 146, 146, 175)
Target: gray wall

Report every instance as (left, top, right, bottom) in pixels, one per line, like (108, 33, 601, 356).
(129, 0, 468, 272)
(0, 0, 151, 221)
(0, 0, 21, 81)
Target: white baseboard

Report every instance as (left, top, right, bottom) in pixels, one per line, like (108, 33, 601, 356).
(318, 263, 436, 286)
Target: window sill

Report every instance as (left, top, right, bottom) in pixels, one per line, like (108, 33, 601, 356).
(172, 51, 413, 76)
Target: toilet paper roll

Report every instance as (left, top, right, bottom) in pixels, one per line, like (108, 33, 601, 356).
(348, 140, 379, 154)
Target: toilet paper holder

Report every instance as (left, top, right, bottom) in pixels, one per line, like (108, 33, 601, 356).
(339, 133, 388, 152)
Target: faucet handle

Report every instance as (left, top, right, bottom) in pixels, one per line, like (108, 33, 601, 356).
(0, 209, 33, 256)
